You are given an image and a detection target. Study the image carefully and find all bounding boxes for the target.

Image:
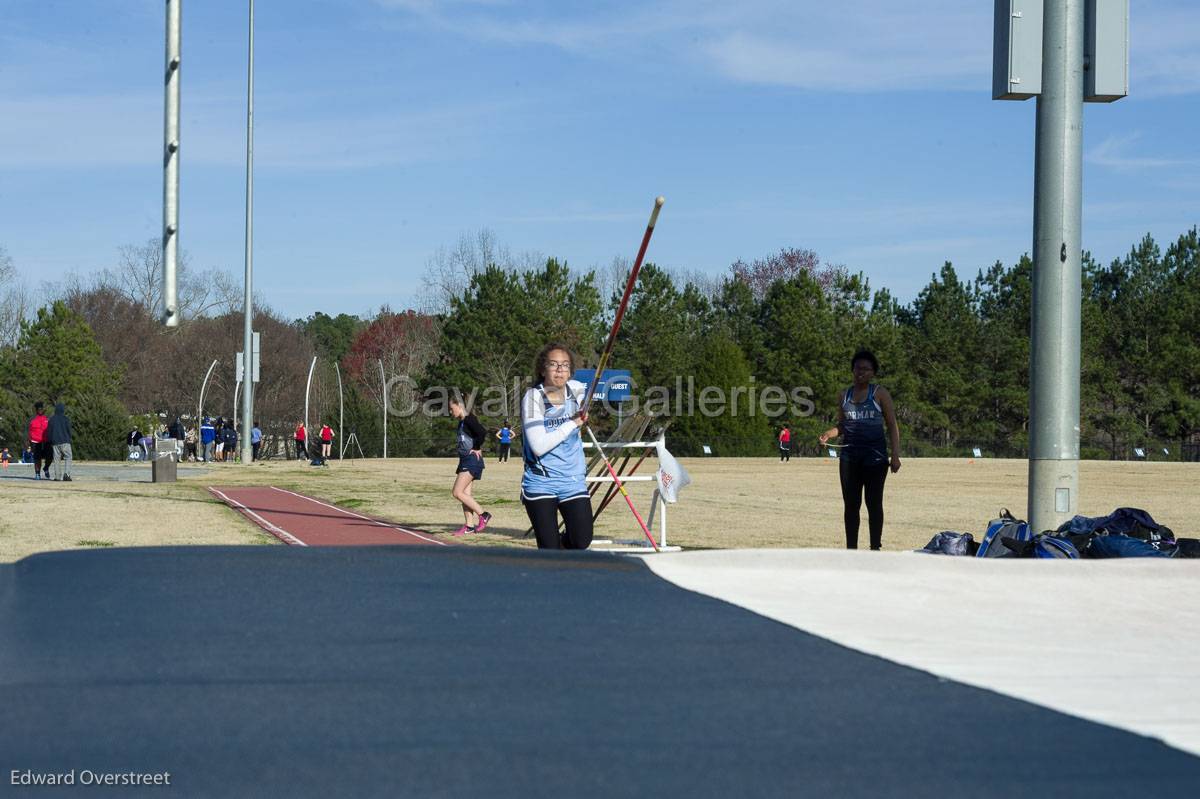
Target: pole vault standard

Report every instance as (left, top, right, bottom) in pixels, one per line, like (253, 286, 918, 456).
(582, 424, 659, 552)
(580, 196, 666, 551)
(582, 196, 664, 415)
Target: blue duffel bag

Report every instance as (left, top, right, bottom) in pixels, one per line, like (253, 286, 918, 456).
(1087, 534, 1172, 559)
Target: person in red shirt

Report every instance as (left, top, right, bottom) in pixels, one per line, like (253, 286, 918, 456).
(294, 421, 307, 460)
(778, 424, 792, 462)
(319, 423, 334, 460)
(27, 401, 51, 480)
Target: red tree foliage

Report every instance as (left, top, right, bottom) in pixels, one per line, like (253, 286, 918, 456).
(342, 310, 440, 405)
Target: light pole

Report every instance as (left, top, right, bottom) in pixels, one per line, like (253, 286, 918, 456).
(303, 356, 317, 454)
(994, 0, 1128, 532)
(379, 359, 388, 459)
(197, 358, 218, 427)
(239, 0, 255, 464)
(335, 362, 344, 459)
(162, 0, 181, 327)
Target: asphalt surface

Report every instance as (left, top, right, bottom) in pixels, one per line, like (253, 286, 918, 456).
(2, 546, 1198, 798)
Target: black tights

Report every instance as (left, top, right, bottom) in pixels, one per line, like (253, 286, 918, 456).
(34, 442, 52, 474)
(839, 460, 888, 550)
(524, 495, 593, 550)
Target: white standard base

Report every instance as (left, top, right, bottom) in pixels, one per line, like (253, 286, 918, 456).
(593, 541, 682, 554)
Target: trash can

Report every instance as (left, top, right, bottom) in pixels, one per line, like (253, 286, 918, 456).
(152, 438, 177, 483)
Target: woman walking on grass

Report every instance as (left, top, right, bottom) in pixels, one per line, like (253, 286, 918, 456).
(819, 349, 901, 550)
(520, 343, 592, 550)
(449, 397, 491, 537)
(319, 423, 334, 460)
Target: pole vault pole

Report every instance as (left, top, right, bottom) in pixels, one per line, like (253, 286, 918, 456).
(578, 195, 665, 551)
(582, 196, 664, 414)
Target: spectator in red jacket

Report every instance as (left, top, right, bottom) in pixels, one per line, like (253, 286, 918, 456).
(27, 401, 51, 480)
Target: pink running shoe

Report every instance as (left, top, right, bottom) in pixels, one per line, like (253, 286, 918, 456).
(475, 512, 493, 533)
(453, 524, 475, 537)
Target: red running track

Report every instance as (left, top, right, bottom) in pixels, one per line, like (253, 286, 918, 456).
(209, 486, 449, 547)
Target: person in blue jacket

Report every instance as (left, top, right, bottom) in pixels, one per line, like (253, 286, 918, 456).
(200, 417, 216, 462)
(251, 421, 263, 461)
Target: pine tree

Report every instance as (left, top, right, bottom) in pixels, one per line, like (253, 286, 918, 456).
(670, 331, 772, 456)
(1, 301, 128, 459)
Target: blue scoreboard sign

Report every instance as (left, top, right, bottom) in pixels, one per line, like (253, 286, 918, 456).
(573, 369, 633, 403)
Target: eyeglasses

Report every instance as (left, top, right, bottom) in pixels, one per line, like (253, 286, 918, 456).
(546, 360, 571, 371)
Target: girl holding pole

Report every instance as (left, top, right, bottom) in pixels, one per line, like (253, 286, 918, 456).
(521, 344, 593, 550)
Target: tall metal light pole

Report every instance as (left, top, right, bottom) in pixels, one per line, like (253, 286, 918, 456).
(1028, 0, 1084, 533)
(995, 0, 1127, 532)
(240, 0, 256, 464)
(379, 359, 388, 459)
(162, 0, 181, 327)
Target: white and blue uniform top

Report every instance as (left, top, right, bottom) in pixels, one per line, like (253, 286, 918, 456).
(521, 379, 588, 502)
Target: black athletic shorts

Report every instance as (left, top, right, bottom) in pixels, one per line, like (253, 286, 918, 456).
(456, 454, 483, 480)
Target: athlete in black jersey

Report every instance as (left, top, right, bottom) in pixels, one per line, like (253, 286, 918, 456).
(819, 350, 901, 550)
(449, 397, 492, 537)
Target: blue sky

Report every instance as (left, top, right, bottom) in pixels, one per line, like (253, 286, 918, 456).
(1, 0, 1197, 319)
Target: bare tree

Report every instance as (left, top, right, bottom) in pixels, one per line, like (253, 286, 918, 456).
(418, 229, 544, 313)
(107, 239, 240, 321)
(0, 246, 32, 348)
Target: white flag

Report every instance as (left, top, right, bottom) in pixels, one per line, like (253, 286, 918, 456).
(654, 441, 691, 503)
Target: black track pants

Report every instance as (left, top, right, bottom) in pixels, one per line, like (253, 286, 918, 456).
(34, 441, 52, 474)
(839, 459, 889, 550)
(524, 495, 593, 550)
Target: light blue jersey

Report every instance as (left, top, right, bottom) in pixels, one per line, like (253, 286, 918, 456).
(521, 380, 588, 501)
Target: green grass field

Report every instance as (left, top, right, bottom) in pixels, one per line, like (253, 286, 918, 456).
(1, 456, 1196, 562)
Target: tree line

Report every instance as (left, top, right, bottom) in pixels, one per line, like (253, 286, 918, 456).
(1, 227, 1197, 461)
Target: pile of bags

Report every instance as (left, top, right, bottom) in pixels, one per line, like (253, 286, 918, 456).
(920, 507, 1200, 559)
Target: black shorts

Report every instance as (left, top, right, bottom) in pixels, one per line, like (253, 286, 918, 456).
(456, 454, 483, 480)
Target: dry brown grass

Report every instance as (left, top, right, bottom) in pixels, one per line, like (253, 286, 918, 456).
(1, 456, 1196, 562)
